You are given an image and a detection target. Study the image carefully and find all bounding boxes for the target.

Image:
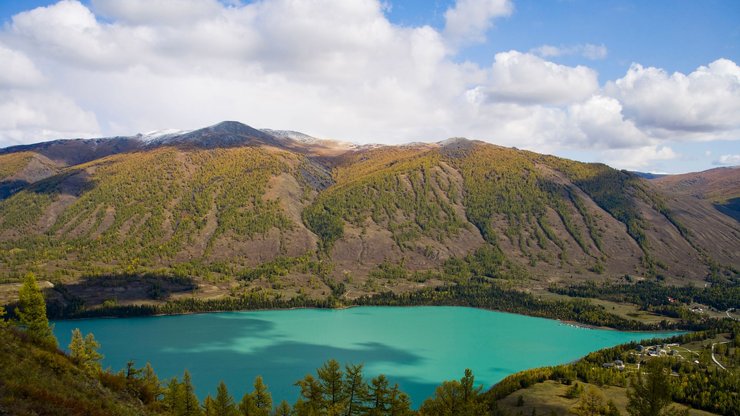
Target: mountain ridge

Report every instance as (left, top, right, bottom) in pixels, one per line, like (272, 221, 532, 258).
(0, 121, 737, 311)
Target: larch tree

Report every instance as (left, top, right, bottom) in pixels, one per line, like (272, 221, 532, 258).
(182, 370, 204, 416)
(213, 381, 238, 416)
(251, 376, 272, 415)
(17, 272, 56, 346)
(626, 359, 673, 416)
(344, 363, 369, 416)
(274, 400, 292, 416)
(68, 328, 104, 373)
(318, 359, 347, 413)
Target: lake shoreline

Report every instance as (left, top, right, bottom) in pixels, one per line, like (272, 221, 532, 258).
(53, 302, 687, 336)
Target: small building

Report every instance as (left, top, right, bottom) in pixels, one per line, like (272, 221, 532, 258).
(636, 345, 645, 352)
(614, 360, 625, 370)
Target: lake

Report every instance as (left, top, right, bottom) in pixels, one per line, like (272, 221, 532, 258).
(53, 306, 679, 407)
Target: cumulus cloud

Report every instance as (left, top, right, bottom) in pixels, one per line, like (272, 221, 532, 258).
(0, 90, 99, 146)
(714, 154, 740, 166)
(482, 51, 599, 105)
(567, 95, 650, 149)
(601, 145, 677, 170)
(0, 0, 737, 172)
(531, 43, 608, 60)
(606, 59, 740, 137)
(443, 0, 513, 44)
(0, 44, 45, 88)
(90, 0, 223, 25)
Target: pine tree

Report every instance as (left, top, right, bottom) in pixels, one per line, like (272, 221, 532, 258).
(182, 370, 204, 416)
(388, 384, 413, 416)
(238, 392, 257, 416)
(17, 272, 56, 346)
(252, 376, 272, 416)
(165, 377, 183, 415)
(274, 400, 292, 416)
(214, 381, 238, 416)
(318, 359, 346, 412)
(142, 362, 162, 404)
(626, 359, 673, 416)
(294, 374, 323, 416)
(344, 364, 368, 416)
(573, 386, 606, 416)
(367, 375, 390, 416)
(68, 328, 85, 363)
(204, 395, 217, 416)
(67, 328, 103, 373)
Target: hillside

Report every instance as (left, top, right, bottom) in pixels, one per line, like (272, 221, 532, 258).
(0, 121, 738, 313)
(0, 326, 156, 415)
(653, 166, 740, 221)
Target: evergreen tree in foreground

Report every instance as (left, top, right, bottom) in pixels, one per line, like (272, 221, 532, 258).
(68, 328, 104, 373)
(239, 376, 272, 416)
(626, 359, 674, 416)
(214, 381, 238, 416)
(17, 272, 56, 346)
(418, 369, 486, 416)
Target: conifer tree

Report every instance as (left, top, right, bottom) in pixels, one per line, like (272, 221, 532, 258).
(367, 375, 390, 416)
(274, 400, 292, 416)
(68, 328, 103, 373)
(251, 376, 272, 416)
(165, 377, 183, 415)
(388, 384, 413, 416)
(142, 362, 162, 404)
(318, 359, 346, 412)
(214, 381, 238, 416)
(626, 359, 673, 416)
(204, 395, 217, 416)
(17, 272, 56, 346)
(573, 386, 606, 416)
(238, 392, 257, 416)
(344, 364, 369, 416)
(182, 370, 204, 416)
(294, 374, 323, 416)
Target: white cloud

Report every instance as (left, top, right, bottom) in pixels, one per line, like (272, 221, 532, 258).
(0, 0, 737, 173)
(606, 59, 740, 137)
(443, 0, 513, 45)
(0, 44, 45, 88)
(601, 145, 678, 171)
(567, 95, 650, 149)
(531, 43, 607, 60)
(90, 0, 223, 25)
(0, 90, 99, 146)
(482, 51, 599, 105)
(714, 154, 740, 166)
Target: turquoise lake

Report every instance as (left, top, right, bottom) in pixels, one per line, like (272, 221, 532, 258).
(53, 306, 679, 407)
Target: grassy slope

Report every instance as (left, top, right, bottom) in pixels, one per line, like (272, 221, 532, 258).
(0, 326, 154, 416)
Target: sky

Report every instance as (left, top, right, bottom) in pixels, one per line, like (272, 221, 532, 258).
(0, 0, 738, 173)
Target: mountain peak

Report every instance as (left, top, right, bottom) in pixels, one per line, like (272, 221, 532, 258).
(142, 121, 279, 148)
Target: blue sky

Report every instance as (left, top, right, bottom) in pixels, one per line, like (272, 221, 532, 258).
(0, 0, 738, 173)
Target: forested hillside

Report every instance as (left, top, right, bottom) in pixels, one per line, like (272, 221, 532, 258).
(0, 121, 737, 314)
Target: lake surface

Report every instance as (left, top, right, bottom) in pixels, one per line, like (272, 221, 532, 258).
(53, 306, 679, 407)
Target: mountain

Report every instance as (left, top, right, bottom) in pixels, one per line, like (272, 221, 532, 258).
(0, 121, 737, 309)
(652, 166, 740, 221)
